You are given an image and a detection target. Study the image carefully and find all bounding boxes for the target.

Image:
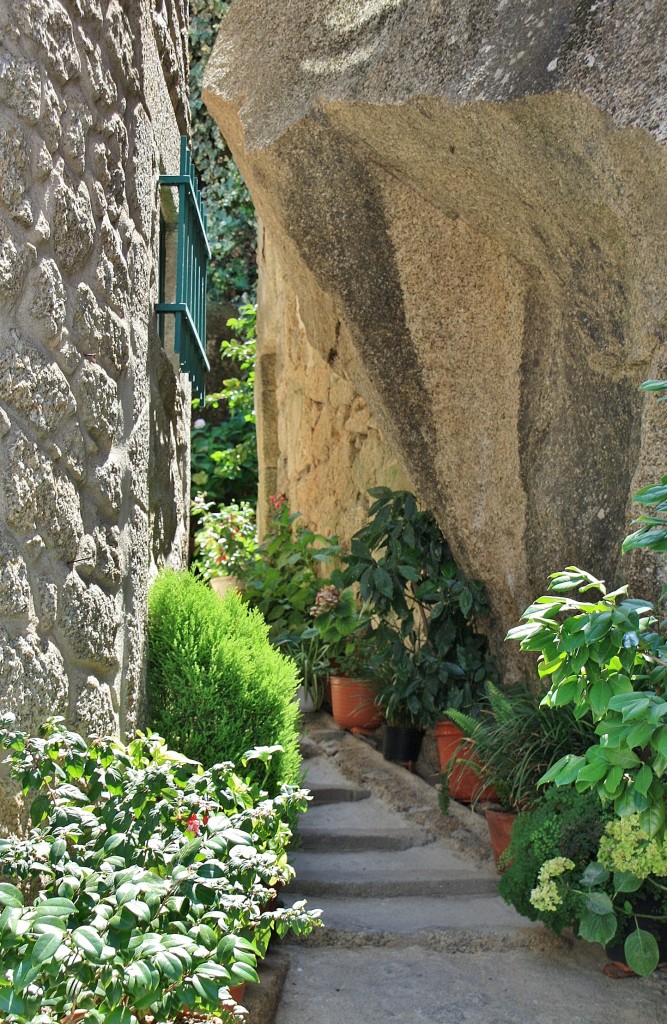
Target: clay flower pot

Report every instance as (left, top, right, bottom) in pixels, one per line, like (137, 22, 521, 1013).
(484, 808, 517, 871)
(210, 574, 243, 598)
(434, 721, 497, 803)
(329, 675, 383, 733)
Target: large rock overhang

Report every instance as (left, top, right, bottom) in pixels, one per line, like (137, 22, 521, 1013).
(204, 0, 667, 666)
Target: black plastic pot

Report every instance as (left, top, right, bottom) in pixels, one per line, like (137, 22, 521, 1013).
(382, 724, 425, 763)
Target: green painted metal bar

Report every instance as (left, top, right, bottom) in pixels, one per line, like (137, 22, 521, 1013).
(156, 136, 210, 400)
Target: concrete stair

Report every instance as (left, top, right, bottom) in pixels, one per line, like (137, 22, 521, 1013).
(272, 714, 667, 1024)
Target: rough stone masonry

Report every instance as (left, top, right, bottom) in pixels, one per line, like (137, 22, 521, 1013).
(204, 0, 667, 671)
(0, 0, 192, 829)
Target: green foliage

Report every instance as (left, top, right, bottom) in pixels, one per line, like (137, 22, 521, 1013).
(507, 567, 667, 835)
(189, 1, 256, 304)
(191, 496, 258, 581)
(336, 488, 495, 728)
(277, 628, 330, 711)
(147, 571, 301, 794)
(443, 682, 596, 811)
(191, 304, 258, 508)
(499, 787, 611, 934)
(240, 497, 340, 644)
(622, 381, 667, 560)
(0, 714, 320, 1023)
(504, 378, 667, 974)
(308, 585, 377, 678)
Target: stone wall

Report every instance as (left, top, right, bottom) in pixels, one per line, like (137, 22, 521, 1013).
(255, 223, 410, 540)
(204, 0, 667, 671)
(0, 0, 192, 828)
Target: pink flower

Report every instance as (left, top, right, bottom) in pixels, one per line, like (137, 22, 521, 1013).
(186, 813, 200, 836)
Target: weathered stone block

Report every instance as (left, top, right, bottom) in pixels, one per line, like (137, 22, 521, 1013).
(17, 0, 80, 84)
(0, 53, 41, 125)
(0, 331, 75, 436)
(0, 532, 30, 617)
(24, 258, 67, 341)
(5, 433, 83, 561)
(76, 26, 117, 106)
(205, 0, 667, 668)
(0, 630, 68, 733)
(72, 360, 119, 450)
(60, 572, 119, 668)
(104, 1, 139, 95)
(0, 116, 28, 215)
(53, 178, 95, 272)
(41, 78, 63, 152)
(0, 217, 30, 301)
(62, 101, 92, 174)
(94, 455, 124, 513)
(74, 675, 117, 736)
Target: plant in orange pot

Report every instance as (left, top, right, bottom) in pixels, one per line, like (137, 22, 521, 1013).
(334, 487, 495, 762)
(443, 683, 596, 869)
(310, 585, 382, 733)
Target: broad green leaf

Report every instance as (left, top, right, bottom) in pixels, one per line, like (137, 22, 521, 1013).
(124, 900, 151, 923)
(0, 883, 23, 908)
(633, 764, 653, 796)
(579, 862, 610, 888)
(578, 909, 617, 946)
(639, 800, 665, 838)
(624, 928, 659, 976)
(625, 722, 655, 749)
(604, 765, 624, 793)
(72, 926, 104, 960)
(576, 761, 607, 784)
(124, 959, 159, 994)
(229, 961, 260, 984)
(613, 871, 643, 894)
(105, 1008, 133, 1024)
(583, 612, 613, 642)
(31, 931, 64, 965)
(155, 950, 185, 981)
(33, 897, 76, 919)
(0, 990, 26, 1015)
(373, 566, 393, 599)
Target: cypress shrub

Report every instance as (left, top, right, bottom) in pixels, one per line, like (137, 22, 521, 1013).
(147, 569, 301, 793)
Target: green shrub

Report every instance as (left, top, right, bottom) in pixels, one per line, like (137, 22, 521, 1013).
(0, 715, 319, 1023)
(240, 497, 340, 643)
(498, 786, 611, 933)
(147, 570, 301, 793)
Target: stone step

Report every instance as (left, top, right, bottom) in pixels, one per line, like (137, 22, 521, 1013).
(285, 893, 542, 946)
(274, 944, 666, 1024)
(298, 795, 430, 852)
(287, 843, 498, 898)
(308, 785, 371, 806)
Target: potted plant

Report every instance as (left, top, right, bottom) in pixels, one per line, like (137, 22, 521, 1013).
(240, 495, 340, 642)
(276, 624, 330, 712)
(336, 487, 495, 762)
(191, 493, 258, 595)
(444, 682, 597, 866)
(310, 584, 383, 732)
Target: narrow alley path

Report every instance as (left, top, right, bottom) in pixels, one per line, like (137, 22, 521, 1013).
(274, 713, 667, 1024)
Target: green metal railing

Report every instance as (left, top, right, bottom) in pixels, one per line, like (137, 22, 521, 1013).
(156, 136, 211, 400)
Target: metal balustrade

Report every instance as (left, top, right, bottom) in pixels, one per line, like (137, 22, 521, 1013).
(156, 136, 211, 400)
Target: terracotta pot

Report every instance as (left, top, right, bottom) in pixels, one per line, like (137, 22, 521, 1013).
(210, 575, 243, 598)
(433, 721, 497, 803)
(221, 982, 247, 1011)
(484, 808, 517, 871)
(329, 675, 383, 733)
